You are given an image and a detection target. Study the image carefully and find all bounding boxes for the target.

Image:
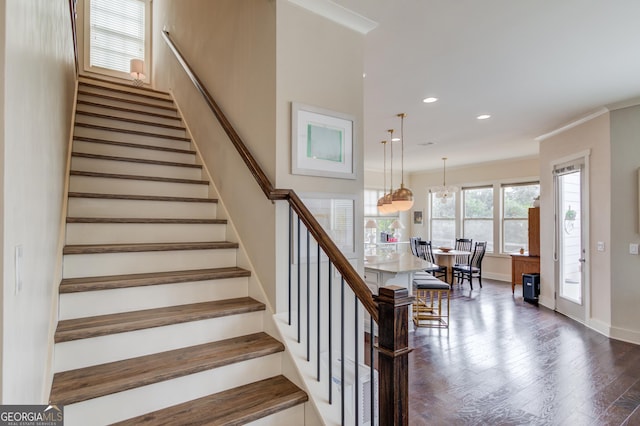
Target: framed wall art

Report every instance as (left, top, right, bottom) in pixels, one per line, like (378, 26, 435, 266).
(292, 102, 355, 180)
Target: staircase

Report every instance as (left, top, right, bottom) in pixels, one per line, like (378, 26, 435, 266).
(49, 77, 307, 425)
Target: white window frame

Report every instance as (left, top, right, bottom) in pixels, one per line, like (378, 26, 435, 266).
(462, 185, 494, 253)
(83, 0, 152, 82)
(428, 191, 457, 248)
(501, 182, 540, 254)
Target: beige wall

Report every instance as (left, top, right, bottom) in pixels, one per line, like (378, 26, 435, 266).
(370, 157, 540, 281)
(152, 0, 279, 307)
(539, 112, 612, 331)
(609, 105, 640, 343)
(274, 1, 365, 311)
(2, 0, 75, 402)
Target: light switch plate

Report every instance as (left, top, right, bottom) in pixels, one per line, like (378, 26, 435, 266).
(597, 241, 605, 252)
(630, 243, 639, 255)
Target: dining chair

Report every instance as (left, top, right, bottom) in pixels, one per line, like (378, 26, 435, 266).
(453, 241, 487, 289)
(418, 241, 448, 281)
(409, 236, 422, 257)
(454, 238, 473, 265)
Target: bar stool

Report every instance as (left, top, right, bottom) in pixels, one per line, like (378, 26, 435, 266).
(412, 275, 451, 328)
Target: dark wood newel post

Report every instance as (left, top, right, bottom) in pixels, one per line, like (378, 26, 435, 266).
(375, 285, 413, 425)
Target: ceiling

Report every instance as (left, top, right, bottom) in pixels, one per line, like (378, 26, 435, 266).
(330, 0, 640, 173)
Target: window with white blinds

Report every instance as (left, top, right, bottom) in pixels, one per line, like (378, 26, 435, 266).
(88, 0, 148, 75)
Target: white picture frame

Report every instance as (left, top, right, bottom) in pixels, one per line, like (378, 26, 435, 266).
(292, 102, 356, 180)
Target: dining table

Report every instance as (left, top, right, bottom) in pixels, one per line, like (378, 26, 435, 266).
(432, 249, 472, 284)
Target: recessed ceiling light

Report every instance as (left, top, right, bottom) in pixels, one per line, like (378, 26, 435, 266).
(423, 97, 438, 103)
(418, 141, 436, 146)
(477, 114, 491, 120)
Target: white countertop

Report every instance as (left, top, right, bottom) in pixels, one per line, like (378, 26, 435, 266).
(364, 253, 436, 273)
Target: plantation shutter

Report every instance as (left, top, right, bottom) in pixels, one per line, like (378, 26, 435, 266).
(89, 0, 146, 73)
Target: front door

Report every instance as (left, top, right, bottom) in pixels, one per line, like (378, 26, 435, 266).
(554, 159, 587, 321)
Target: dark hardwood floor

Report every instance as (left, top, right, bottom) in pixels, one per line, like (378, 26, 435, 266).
(407, 279, 640, 425)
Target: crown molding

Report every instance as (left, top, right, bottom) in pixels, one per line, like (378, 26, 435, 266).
(287, 0, 378, 34)
(535, 108, 609, 142)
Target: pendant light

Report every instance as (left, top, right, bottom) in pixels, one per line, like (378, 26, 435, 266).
(376, 140, 394, 214)
(391, 113, 414, 211)
(433, 157, 457, 203)
(384, 129, 398, 213)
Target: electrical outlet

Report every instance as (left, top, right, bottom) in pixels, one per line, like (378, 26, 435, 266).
(597, 241, 605, 252)
(630, 243, 639, 255)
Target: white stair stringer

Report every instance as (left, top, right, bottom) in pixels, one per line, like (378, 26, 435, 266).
(51, 77, 307, 426)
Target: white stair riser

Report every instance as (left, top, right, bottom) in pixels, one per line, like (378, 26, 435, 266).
(63, 249, 237, 278)
(71, 156, 202, 180)
(79, 84, 174, 108)
(75, 114, 187, 139)
(74, 126, 191, 151)
(59, 277, 249, 320)
(73, 139, 196, 164)
(76, 103, 182, 127)
(62, 353, 282, 426)
(77, 92, 179, 117)
(246, 405, 306, 426)
(67, 198, 217, 219)
(65, 222, 226, 245)
(69, 175, 209, 198)
(78, 78, 173, 102)
(54, 311, 263, 371)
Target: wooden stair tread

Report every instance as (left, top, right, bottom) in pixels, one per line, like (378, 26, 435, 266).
(76, 110, 186, 131)
(79, 81, 173, 103)
(67, 192, 217, 203)
(59, 267, 251, 293)
(63, 241, 238, 255)
(66, 217, 225, 224)
(113, 375, 308, 426)
(69, 170, 209, 185)
(75, 122, 191, 142)
(77, 90, 177, 112)
(73, 136, 196, 154)
(72, 152, 202, 169)
(50, 332, 282, 405)
(79, 75, 171, 96)
(54, 298, 264, 343)
(77, 99, 182, 121)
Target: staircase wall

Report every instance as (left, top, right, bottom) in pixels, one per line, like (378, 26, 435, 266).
(1, 0, 76, 403)
(152, 0, 280, 308)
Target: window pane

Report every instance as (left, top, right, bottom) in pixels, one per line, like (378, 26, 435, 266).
(364, 189, 380, 216)
(503, 184, 540, 218)
(464, 220, 493, 252)
(504, 219, 529, 253)
(464, 187, 493, 218)
(432, 194, 455, 218)
(431, 219, 455, 248)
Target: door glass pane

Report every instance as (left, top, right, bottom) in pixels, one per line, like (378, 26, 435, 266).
(559, 171, 582, 304)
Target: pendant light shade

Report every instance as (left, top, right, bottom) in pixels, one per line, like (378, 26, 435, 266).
(391, 113, 414, 211)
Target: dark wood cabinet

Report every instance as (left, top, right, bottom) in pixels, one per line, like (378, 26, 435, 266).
(510, 207, 540, 294)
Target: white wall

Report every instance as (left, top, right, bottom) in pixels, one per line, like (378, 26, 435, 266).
(609, 104, 640, 343)
(2, 0, 75, 403)
(539, 112, 612, 331)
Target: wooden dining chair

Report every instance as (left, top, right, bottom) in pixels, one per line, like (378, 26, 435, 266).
(409, 236, 422, 257)
(453, 241, 487, 289)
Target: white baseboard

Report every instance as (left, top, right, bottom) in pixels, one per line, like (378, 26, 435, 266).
(587, 318, 611, 337)
(538, 295, 554, 310)
(483, 272, 510, 282)
(609, 325, 640, 346)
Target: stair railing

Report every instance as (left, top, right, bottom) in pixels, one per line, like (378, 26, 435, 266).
(162, 30, 410, 425)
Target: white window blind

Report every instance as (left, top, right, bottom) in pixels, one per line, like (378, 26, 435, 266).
(89, 0, 146, 73)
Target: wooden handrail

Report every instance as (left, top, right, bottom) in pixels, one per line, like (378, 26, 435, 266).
(69, 0, 78, 75)
(162, 30, 378, 322)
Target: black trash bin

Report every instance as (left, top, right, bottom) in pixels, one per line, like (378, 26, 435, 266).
(522, 273, 540, 304)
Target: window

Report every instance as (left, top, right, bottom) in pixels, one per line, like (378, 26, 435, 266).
(364, 189, 399, 245)
(463, 186, 494, 252)
(502, 183, 540, 253)
(430, 192, 456, 248)
(86, 0, 150, 78)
